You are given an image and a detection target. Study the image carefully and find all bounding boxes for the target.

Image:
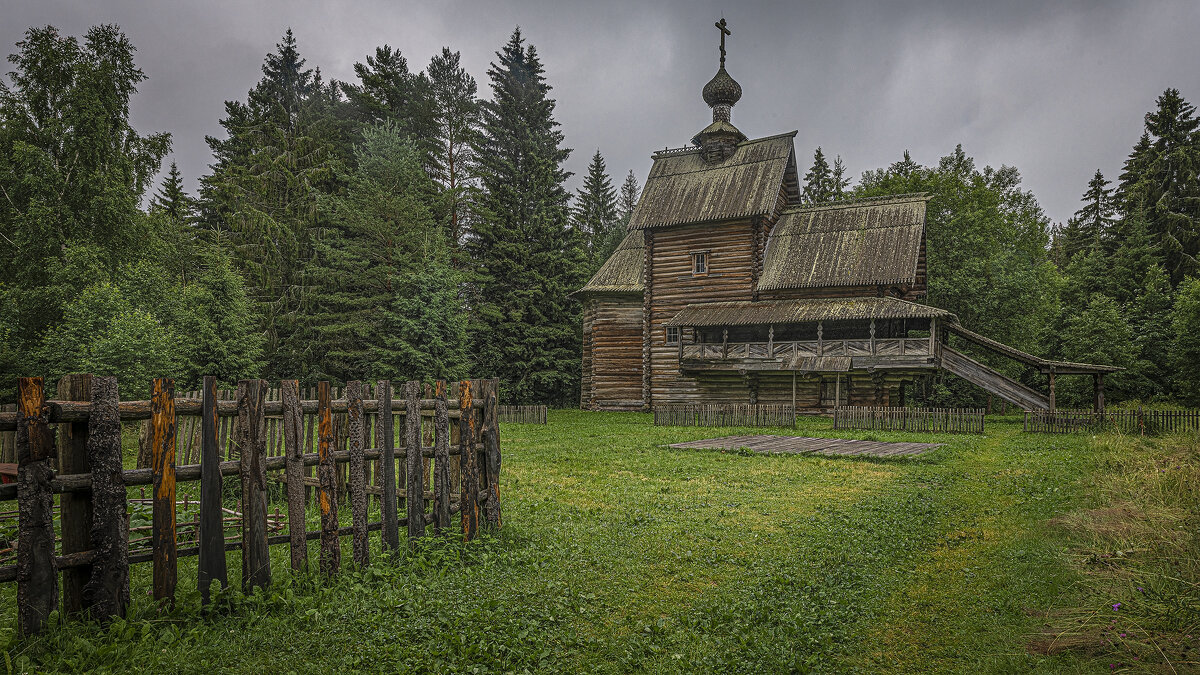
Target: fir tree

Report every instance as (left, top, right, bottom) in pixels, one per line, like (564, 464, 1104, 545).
(619, 169, 640, 219)
(573, 150, 619, 270)
(1171, 277, 1200, 404)
(426, 47, 480, 249)
(802, 147, 832, 203)
(831, 155, 850, 200)
(469, 27, 582, 405)
(1062, 170, 1115, 260)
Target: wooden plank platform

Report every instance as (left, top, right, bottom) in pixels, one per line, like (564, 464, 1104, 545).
(667, 435, 941, 458)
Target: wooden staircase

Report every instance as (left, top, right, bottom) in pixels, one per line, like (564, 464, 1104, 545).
(940, 346, 1050, 411)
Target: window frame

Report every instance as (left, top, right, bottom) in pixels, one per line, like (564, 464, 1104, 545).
(665, 326, 680, 346)
(691, 250, 709, 276)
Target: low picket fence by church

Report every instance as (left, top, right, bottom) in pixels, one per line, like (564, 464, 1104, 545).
(1023, 408, 1200, 434)
(833, 406, 985, 434)
(497, 405, 547, 424)
(654, 404, 796, 428)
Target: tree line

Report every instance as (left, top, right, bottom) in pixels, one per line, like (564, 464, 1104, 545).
(2, 25, 1197, 408)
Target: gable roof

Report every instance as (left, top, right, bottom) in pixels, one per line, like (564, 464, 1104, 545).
(627, 132, 797, 230)
(575, 230, 645, 294)
(665, 297, 954, 327)
(758, 194, 928, 291)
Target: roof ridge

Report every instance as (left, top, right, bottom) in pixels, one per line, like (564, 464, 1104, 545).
(652, 130, 797, 159)
(781, 192, 930, 214)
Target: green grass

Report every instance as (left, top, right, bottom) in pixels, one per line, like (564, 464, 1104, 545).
(1, 411, 1196, 673)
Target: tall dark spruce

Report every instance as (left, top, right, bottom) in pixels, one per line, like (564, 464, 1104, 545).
(469, 28, 584, 405)
(573, 150, 620, 273)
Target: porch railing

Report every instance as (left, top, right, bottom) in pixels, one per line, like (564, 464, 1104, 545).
(680, 338, 932, 361)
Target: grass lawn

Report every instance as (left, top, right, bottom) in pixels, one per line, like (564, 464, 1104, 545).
(2, 410, 1197, 673)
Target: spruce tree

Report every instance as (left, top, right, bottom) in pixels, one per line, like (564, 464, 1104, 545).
(831, 155, 850, 200)
(469, 28, 582, 404)
(150, 161, 201, 283)
(802, 147, 832, 203)
(1110, 214, 1159, 306)
(1059, 295, 1138, 405)
(1171, 277, 1200, 404)
(426, 47, 480, 249)
(1062, 170, 1116, 260)
(619, 169, 640, 219)
(342, 45, 438, 166)
(573, 150, 619, 270)
(1126, 264, 1174, 401)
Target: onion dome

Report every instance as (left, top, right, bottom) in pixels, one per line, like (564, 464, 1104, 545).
(702, 67, 742, 108)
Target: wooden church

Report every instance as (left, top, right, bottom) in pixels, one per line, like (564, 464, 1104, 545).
(577, 20, 1117, 413)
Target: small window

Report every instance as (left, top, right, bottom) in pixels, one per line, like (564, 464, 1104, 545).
(665, 326, 680, 346)
(692, 251, 708, 275)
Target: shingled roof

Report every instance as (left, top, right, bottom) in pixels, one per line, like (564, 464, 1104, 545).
(758, 194, 929, 291)
(575, 230, 645, 294)
(665, 297, 955, 327)
(627, 132, 797, 230)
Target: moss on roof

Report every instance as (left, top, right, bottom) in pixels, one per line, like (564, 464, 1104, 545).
(759, 194, 929, 291)
(665, 297, 955, 327)
(575, 230, 644, 294)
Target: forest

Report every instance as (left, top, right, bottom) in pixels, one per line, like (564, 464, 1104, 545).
(1, 24, 1199, 407)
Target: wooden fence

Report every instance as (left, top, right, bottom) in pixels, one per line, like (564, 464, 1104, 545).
(1024, 408, 1200, 434)
(654, 404, 796, 428)
(833, 406, 986, 434)
(0, 374, 502, 637)
(497, 405, 547, 425)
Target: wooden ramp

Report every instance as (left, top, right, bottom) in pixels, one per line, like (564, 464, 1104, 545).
(668, 435, 941, 458)
(940, 346, 1050, 411)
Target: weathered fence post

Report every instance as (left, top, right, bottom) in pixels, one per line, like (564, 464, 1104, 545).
(347, 381, 369, 567)
(433, 381, 451, 533)
(57, 373, 92, 615)
(17, 377, 57, 636)
(378, 380, 399, 550)
(150, 378, 177, 605)
(82, 376, 127, 620)
(238, 379, 270, 592)
(317, 382, 340, 575)
(198, 375, 227, 603)
(281, 380, 307, 572)
(405, 380, 425, 540)
(459, 380, 479, 541)
(482, 379, 501, 528)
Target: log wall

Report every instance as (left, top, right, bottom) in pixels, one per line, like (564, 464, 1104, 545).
(580, 295, 644, 410)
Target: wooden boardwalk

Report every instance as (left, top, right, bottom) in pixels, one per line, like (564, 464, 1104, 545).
(668, 435, 942, 458)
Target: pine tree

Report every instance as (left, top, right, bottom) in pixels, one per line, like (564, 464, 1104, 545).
(426, 47, 480, 249)
(802, 147, 832, 203)
(469, 28, 582, 404)
(573, 150, 619, 270)
(342, 45, 438, 169)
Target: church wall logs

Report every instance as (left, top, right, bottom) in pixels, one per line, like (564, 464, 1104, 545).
(581, 296, 644, 410)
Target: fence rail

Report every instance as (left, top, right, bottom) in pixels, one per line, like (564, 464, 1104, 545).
(497, 405, 547, 425)
(1024, 408, 1200, 434)
(1, 374, 502, 637)
(833, 406, 986, 434)
(654, 404, 796, 428)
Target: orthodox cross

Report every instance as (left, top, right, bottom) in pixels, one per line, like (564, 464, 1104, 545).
(715, 18, 731, 67)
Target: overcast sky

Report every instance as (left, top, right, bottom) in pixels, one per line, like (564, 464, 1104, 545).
(4, 0, 1198, 225)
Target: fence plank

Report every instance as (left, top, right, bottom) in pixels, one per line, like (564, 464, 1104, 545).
(81, 376, 127, 620)
(482, 379, 501, 529)
(151, 378, 177, 604)
(377, 380, 398, 551)
(17, 377, 57, 636)
(198, 376, 227, 604)
(347, 381, 368, 567)
(238, 380, 270, 592)
(433, 381, 451, 533)
(459, 380, 479, 542)
(57, 373, 92, 615)
(282, 380, 306, 572)
(405, 381, 425, 540)
(317, 382, 340, 576)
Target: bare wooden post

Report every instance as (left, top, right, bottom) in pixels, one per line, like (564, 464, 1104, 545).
(1096, 373, 1105, 414)
(346, 381, 368, 567)
(81, 376, 127, 620)
(238, 380, 270, 592)
(150, 378, 177, 605)
(317, 382, 339, 575)
(433, 381, 451, 533)
(282, 380, 306, 572)
(459, 380, 479, 541)
(17, 377, 57, 636)
(405, 381, 424, 540)
(482, 379, 501, 528)
(378, 380, 398, 550)
(1048, 368, 1057, 413)
(198, 376, 227, 604)
(56, 373, 92, 615)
